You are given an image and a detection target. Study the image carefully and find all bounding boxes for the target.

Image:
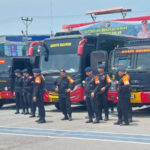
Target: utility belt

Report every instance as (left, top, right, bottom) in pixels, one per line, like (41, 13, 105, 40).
(15, 87, 22, 92)
(59, 92, 70, 97)
(23, 87, 32, 93)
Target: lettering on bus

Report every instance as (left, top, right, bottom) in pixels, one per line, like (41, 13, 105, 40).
(0, 60, 5, 63)
(50, 42, 72, 48)
(120, 49, 150, 54)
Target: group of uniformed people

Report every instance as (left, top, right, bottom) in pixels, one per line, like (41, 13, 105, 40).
(14, 68, 46, 123)
(83, 65, 131, 126)
(13, 64, 131, 126)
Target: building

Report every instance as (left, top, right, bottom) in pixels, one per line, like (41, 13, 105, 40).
(0, 34, 50, 43)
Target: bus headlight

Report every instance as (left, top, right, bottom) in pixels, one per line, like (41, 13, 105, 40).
(4, 86, 8, 91)
(73, 84, 82, 91)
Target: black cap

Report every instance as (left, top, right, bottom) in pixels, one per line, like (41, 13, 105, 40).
(60, 69, 66, 73)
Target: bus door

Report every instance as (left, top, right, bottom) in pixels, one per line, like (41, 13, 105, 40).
(90, 50, 108, 72)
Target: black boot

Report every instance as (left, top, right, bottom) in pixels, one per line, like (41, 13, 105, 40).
(15, 110, 19, 114)
(21, 108, 25, 114)
(61, 115, 69, 120)
(104, 115, 109, 121)
(93, 119, 100, 124)
(38, 118, 46, 123)
(120, 122, 129, 126)
(68, 115, 72, 121)
(86, 118, 93, 123)
(100, 116, 103, 120)
(114, 120, 122, 125)
(35, 118, 42, 122)
(25, 110, 29, 115)
(29, 114, 35, 118)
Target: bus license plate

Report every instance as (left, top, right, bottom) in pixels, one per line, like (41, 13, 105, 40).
(130, 94, 135, 99)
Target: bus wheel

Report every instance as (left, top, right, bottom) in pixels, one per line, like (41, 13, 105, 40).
(0, 101, 4, 108)
(55, 103, 60, 110)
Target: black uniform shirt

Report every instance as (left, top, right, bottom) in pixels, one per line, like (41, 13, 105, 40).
(14, 76, 23, 92)
(55, 76, 74, 96)
(118, 73, 131, 97)
(33, 75, 45, 97)
(22, 76, 33, 93)
(84, 76, 95, 97)
(94, 73, 111, 94)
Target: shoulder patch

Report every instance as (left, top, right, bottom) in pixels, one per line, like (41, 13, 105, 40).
(94, 76, 100, 84)
(122, 74, 130, 85)
(106, 74, 111, 83)
(67, 76, 74, 84)
(35, 76, 41, 84)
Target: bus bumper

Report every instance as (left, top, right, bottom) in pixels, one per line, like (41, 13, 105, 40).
(0, 91, 14, 99)
(43, 87, 84, 103)
(108, 91, 150, 104)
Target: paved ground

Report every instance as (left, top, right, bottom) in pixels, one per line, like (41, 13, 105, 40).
(0, 103, 150, 150)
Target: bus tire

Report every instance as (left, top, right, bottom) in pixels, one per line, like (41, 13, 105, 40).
(55, 103, 60, 110)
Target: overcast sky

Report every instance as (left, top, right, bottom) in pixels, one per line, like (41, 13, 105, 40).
(0, 0, 150, 35)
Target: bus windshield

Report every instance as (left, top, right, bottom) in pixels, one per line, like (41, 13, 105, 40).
(111, 51, 133, 70)
(41, 54, 80, 73)
(111, 49, 150, 71)
(136, 53, 150, 70)
(41, 37, 81, 73)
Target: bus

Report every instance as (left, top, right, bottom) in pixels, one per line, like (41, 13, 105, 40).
(108, 39, 150, 106)
(38, 32, 135, 109)
(0, 42, 40, 108)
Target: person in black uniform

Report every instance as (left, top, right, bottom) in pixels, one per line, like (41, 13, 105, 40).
(82, 67, 96, 123)
(114, 69, 132, 123)
(55, 69, 74, 121)
(91, 64, 111, 123)
(32, 68, 46, 123)
(22, 69, 33, 115)
(114, 66, 131, 126)
(14, 69, 23, 114)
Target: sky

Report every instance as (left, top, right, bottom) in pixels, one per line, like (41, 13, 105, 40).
(0, 0, 150, 35)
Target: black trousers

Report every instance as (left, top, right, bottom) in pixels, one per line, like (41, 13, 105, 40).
(96, 93, 109, 118)
(23, 92, 32, 112)
(108, 101, 115, 112)
(117, 96, 130, 124)
(92, 96, 100, 120)
(32, 101, 37, 115)
(59, 95, 72, 116)
(15, 92, 21, 112)
(37, 94, 45, 118)
(85, 96, 94, 120)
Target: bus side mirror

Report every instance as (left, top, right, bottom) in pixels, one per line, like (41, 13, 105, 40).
(44, 55, 49, 62)
(8, 66, 12, 76)
(43, 43, 49, 62)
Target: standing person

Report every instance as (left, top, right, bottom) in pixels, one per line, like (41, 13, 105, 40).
(92, 64, 111, 123)
(55, 69, 74, 121)
(22, 69, 33, 115)
(82, 67, 95, 123)
(14, 69, 23, 114)
(114, 66, 131, 126)
(32, 68, 46, 123)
